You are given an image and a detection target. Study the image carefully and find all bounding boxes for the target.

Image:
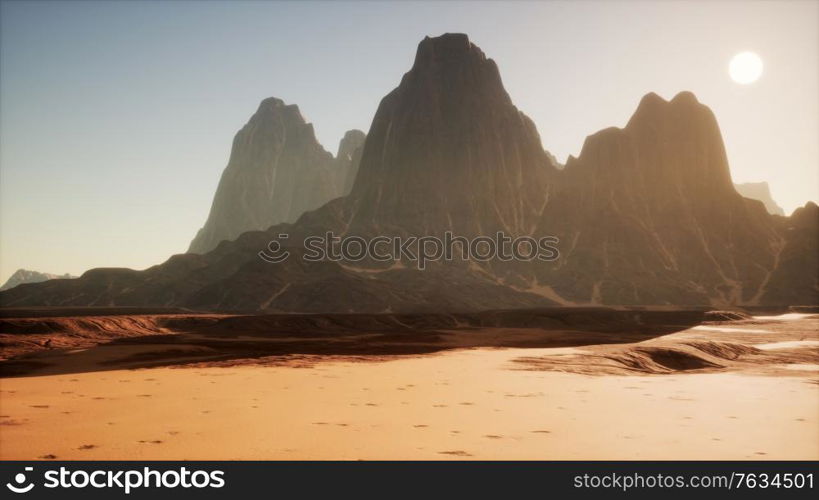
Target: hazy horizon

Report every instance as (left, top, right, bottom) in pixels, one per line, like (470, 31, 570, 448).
(1, 0, 817, 283)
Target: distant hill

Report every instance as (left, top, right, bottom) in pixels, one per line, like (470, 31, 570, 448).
(1, 269, 76, 291)
(734, 182, 785, 216)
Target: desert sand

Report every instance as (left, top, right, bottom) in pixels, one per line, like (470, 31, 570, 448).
(0, 310, 816, 460)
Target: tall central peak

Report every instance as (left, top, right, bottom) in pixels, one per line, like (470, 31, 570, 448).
(397, 33, 510, 108)
(411, 33, 489, 70)
(347, 34, 555, 237)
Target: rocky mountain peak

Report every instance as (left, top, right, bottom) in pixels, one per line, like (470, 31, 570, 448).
(187, 97, 342, 254)
(791, 200, 819, 225)
(411, 33, 485, 68)
(400, 33, 507, 106)
(253, 97, 310, 129)
(336, 129, 366, 162)
(0, 269, 76, 292)
(348, 33, 554, 236)
(670, 90, 700, 105)
(627, 90, 709, 127)
(336, 129, 367, 195)
(572, 91, 734, 197)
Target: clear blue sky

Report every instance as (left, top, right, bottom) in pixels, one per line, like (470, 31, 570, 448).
(1, 0, 817, 282)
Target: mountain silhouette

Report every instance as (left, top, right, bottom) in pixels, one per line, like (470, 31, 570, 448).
(1, 34, 815, 311)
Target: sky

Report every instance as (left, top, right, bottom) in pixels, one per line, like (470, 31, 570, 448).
(1, 0, 817, 283)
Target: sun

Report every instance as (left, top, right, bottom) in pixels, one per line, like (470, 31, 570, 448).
(729, 52, 763, 84)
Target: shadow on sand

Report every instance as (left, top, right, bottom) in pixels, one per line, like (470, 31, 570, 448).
(0, 307, 714, 377)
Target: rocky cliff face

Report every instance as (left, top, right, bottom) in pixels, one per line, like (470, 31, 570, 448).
(1, 34, 815, 312)
(1, 269, 75, 292)
(760, 201, 819, 305)
(734, 182, 786, 216)
(349, 33, 557, 237)
(188, 98, 365, 254)
(519, 91, 785, 306)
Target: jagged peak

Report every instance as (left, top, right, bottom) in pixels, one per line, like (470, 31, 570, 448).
(404, 33, 501, 85)
(634, 90, 701, 110)
(627, 90, 711, 129)
(375, 33, 512, 122)
(339, 129, 366, 143)
(255, 97, 306, 123)
(629, 92, 671, 119)
(258, 96, 285, 108)
(787, 200, 819, 228)
(575, 126, 624, 156)
(244, 97, 329, 151)
(422, 32, 471, 46)
(792, 200, 819, 218)
(566, 89, 733, 195)
(670, 90, 700, 105)
(413, 33, 484, 66)
(336, 129, 366, 160)
(638, 91, 667, 106)
(569, 91, 718, 164)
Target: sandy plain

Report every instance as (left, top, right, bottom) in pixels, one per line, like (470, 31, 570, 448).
(0, 309, 816, 460)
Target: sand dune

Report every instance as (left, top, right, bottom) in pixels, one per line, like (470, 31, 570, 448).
(514, 318, 819, 376)
(1, 307, 711, 376)
(0, 313, 230, 362)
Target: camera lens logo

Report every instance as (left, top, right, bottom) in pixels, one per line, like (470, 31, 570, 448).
(6, 467, 35, 494)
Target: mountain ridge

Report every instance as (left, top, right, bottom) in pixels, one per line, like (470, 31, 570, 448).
(1, 33, 815, 312)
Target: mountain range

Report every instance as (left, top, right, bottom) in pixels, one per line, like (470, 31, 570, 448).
(1, 33, 816, 312)
(0, 270, 75, 292)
